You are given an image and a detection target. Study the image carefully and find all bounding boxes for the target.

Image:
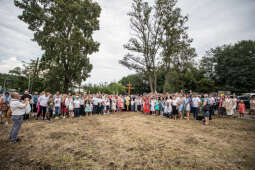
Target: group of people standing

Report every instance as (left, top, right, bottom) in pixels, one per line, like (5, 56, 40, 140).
(1, 90, 254, 143)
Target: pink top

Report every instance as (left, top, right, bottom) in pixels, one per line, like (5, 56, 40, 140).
(238, 103, 245, 113)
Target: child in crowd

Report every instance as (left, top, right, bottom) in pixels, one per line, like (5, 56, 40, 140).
(89, 100, 93, 116)
(155, 98, 159, 116)
(47, 97, 54, 121)
(164, 102, 172, 118)
(73, 96, 80, 117)
(106, 98, 110, 114)
(54, 95, 61, 120)
(85, 100, 90, 116)
(112, 99, 117, 112)
(150, 97, 155, 115)
(131, 98, 135, 112)
(238, 100, 246, 118)
(68, 96, 74, 117)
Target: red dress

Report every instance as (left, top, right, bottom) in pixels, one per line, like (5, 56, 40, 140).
(143, 97, 150, 114)
(238, 103, 245, 114)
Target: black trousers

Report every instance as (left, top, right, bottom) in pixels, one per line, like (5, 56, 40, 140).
(137, 105, 141, 112)
(23, 104, 32, 120)
(38, 106, 47, 120)
(80, 105, 85, 116)
(93, 105, 98, 114)
(33, 103, 37, 113)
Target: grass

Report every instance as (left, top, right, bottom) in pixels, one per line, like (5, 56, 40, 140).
(0, 112, 255, 170)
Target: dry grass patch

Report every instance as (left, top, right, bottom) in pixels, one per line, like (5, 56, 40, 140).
(0, 112, 255, 170)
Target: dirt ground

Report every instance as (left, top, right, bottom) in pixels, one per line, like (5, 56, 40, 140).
(0, 112, 255, 170)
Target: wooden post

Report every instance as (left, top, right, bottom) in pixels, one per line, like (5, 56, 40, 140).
(125, 82, 134, 96)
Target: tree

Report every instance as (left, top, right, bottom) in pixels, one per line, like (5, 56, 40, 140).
(83, 82, 126, 95)
(201, 40, 255, 92)
(9, 67, 23, 76)
(120, 0, 165, 93)
(14, 0, 101, 93)
(23, 58, 41, 93)
(159, 0, 194, 93)
(119, 73, 150, 94)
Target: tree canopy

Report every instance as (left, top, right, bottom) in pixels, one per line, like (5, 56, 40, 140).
(200, 40, 255, 92)
(14, 0, 101, 92)
(120, 0, 194, 93)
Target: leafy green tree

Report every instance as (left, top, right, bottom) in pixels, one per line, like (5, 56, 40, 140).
(14, 0, 101, 92)
(9, 67, 23, 76)
(83, 82, 126, 95)
(159, 0, 194, 93)
(120, 0, 195, 93)
(107, 83, 126, 95)
(119, 73, 150, 94)
(201, 40, 255, 92)
(120, 0, 165, 93)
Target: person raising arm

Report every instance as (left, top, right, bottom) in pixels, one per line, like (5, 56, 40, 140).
(9, 92, 29, 143)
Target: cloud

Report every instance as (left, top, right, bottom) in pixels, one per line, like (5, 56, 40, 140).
(0, 0, 254, 84)
(0, 57, 23, 73)
(0, 0, 42, 63)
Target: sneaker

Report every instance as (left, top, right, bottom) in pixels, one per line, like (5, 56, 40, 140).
(16, 138, 21, 142)
(55, 117, 59, 120)
(10, 138, 21, 143)
(63, 116, 66, 119)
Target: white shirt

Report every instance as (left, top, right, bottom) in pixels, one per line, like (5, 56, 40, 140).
(210, 97, 215, 105)
(10, 99, 26, 116)
(97, 98, 102, 104)
(192, 97, 201, 108)
(65, 98, 70, 106)
(38, 95, 49, 107)
(93, 97, 99, 105)
(73, 99, 80, 108)
(54, 98, 61, 107)
(79, 98, 85, 105)
(172, 99, 178, 106)
(135, 98, 140, 105)
(176, 97, 181, 104)
(166, 99, 172, 105)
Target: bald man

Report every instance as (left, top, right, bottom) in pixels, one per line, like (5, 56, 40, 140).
(9, 92, 29, 143)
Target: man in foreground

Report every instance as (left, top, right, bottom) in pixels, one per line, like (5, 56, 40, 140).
(9, 92, 29, 143)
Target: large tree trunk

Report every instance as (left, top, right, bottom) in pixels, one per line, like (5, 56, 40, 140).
(163, 72, 169, 94)
(153, 70, 157, 93)
(148, 73, 154, 93)
(64, 75, 70, 93)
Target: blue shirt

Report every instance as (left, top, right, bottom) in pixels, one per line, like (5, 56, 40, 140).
(32, 95, 39, 104)
(3, 95, 11, 106)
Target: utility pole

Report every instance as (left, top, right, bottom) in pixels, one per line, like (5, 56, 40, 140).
(30, 57, 39, 94)
(28, 74, 31, 92)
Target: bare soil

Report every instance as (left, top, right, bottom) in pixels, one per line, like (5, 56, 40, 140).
(0, 112, 255, 170)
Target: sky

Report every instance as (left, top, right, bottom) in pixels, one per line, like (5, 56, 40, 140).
(0, 0, 254, 84)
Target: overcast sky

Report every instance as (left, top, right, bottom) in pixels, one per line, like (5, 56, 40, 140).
(0, 0, 254, 84)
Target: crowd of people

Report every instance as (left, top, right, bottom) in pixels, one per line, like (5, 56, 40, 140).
(1, 90, 255, 143)
(1, 90, 254, 125)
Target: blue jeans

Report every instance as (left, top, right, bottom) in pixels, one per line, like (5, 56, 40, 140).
(9, 115, 23, 142)
(131, 105, 135, 111)
(193, 107, 198, 120)
(203, 110, 209, 118)
(55, 107, 60, 117)
(74, 108, 80, 117)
